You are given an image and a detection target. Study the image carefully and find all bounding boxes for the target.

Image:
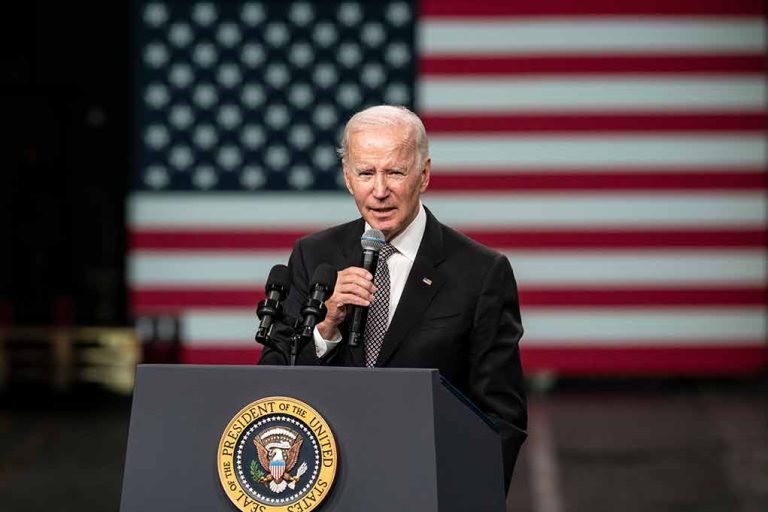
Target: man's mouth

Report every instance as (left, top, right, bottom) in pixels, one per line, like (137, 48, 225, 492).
(369, 206, 396, 214)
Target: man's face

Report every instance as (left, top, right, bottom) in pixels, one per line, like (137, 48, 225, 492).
(343, 125, 431, 241)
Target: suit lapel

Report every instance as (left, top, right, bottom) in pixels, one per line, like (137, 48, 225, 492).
(375, 210, 446, 366)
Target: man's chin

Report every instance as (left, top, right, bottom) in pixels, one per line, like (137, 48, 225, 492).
(365, 218, 397, 239)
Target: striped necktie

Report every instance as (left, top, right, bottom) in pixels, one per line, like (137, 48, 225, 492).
(363, 242, 398, 367)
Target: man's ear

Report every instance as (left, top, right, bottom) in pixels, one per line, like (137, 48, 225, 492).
(342, 164, 354, 194)
(419, 158, 431, 192)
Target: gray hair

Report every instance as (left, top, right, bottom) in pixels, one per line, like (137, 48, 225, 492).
(336, 105, 429, 167)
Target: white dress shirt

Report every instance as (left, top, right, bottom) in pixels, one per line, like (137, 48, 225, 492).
(313, 203, 427, 357)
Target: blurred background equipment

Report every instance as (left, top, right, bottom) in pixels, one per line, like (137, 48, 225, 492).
(128, 0, 767, 374)
(0, 327, 140, 394)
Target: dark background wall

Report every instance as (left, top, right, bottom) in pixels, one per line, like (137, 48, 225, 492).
(1, 3, 129, 326)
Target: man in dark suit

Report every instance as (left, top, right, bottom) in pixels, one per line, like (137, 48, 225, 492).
(259, 105, 527, 489)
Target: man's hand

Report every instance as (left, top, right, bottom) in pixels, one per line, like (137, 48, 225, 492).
(316, 266, 376, 339)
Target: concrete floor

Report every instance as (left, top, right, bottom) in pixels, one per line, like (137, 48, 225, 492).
(1, 378, 766, 512)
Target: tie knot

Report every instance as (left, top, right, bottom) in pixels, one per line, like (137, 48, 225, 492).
(379, 242, 397, 261)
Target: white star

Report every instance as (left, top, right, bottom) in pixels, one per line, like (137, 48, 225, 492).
(217, 64, 242, 88)
(168, 23, 193, 47)
(193, 43, 218, 68)
(241, 43, 265, 68)
(192, 3, 218, 26)
(193, 83, 218, 109)
(289, 42, 313, 69)
(144, 165, 169, 189)
(143, 42, 169, 68)
(169, 64, 194, 88)
(217, 23, 242, 47)
(241, 166, 266, 190)
(289, 2, 314, 26)
(338, 2, 362, 26)
(386, 2, 411, 26)
(385, 42, 411, 67)
(313, 22, 337, 47)
(143, 3, 168, 27)
(265, 22, 289, 47)
(193, 165, 218, 189)
(145, 125, 169, 150)
(144, 83, 169, 109)
(313, 63, 337, 88)
(361, 22, 385, 47)
(241, 125, 265, 149)
(241, 3, 265, 26)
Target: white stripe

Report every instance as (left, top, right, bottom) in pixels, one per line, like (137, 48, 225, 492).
(129, 250, 767, 286)
(525, 308, 767, 344)
(421, 19, 767, 55)
(510, 251, 767, 285)
(419, 78, 767, 112)
(429, 135, 767, 168)
(128, 192, 359, 228)
(129, 192, 768, 228)
(179, 308, 767, 345)
(129, 252, 288, 285)
(432, 165, 765, 175)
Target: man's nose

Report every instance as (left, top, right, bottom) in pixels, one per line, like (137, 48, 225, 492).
(372, 173, 389, 198)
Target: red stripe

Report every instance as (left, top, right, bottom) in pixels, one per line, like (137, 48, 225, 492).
(132, 288, 266, 312)
(131, 227, 767, 251)
(428, 171, 768, 191)
(180, 346, 262, 365)
(131, 230, 306, 250)
(469, 228, 768, 249)
(130, 286, 766, 313)
(521, 345, 768, 375)
(421, 0, 766, 17)
(519, 286, 768, 307)
(420, 55, 768, 76)
(178, 345, 767, 376)
(423, 113, 768, 133)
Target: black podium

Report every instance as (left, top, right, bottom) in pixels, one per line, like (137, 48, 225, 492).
(120, 364, 506, 511)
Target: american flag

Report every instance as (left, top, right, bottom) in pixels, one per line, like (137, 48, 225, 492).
(129, 0, 768, 375)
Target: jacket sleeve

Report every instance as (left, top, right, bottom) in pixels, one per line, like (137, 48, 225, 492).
(468, 253, 528, 491)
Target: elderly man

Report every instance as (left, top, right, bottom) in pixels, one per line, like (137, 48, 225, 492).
(260, 105, 527, 489)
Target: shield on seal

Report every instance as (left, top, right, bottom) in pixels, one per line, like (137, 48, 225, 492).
(269, 457, 286, 481)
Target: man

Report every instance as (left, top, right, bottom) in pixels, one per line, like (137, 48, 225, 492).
(260, 105, 527, 489)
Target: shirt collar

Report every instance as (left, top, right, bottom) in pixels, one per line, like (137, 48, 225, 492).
(364, 202, 426, 262)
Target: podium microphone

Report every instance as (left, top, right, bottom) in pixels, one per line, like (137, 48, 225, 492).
(348, 229, 385, 347)
(255, 264, 290, 346)
(298, 263, 338, 339)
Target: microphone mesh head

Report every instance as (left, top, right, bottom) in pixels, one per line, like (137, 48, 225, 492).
(360, 229, 385, 252)
(266, 264, 291, 299)
(311, 263, 338, 294)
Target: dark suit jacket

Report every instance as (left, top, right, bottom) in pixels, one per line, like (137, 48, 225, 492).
(260, 208, 527, 488)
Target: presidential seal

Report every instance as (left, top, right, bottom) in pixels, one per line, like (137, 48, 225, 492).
(217, 397, 338, 512)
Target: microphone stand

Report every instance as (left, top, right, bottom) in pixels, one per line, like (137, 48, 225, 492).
(289, 291, 329, 366)
(288, 320, 305, 367)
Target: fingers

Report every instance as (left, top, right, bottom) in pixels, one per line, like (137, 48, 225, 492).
(334, 267, 376, 304)
(320, 266, 376, 328)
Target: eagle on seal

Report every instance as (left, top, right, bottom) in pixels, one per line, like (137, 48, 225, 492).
(254, 433, 308, 493)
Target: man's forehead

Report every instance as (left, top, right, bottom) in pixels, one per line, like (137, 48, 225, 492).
(348, 127, 414, 154)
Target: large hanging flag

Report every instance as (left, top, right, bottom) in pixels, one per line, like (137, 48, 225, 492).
(129, 1, 767, 374)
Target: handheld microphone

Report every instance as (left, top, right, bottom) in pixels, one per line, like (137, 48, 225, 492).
(348, 229, 385, 347)
(299, 263, 338, 339)
(255, 264, 290, 346)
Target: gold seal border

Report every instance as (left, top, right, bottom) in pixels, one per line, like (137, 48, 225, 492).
(217, 396, 338, 512)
